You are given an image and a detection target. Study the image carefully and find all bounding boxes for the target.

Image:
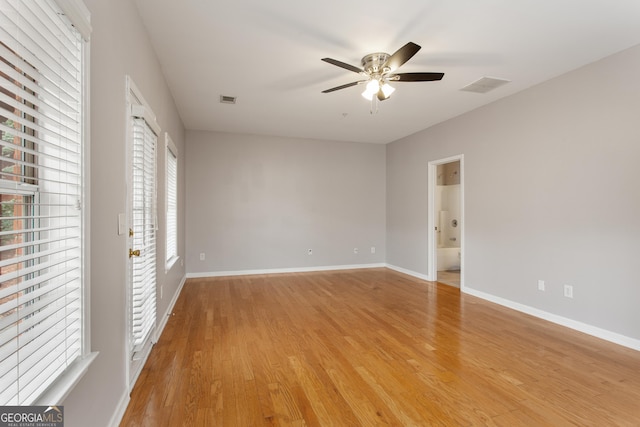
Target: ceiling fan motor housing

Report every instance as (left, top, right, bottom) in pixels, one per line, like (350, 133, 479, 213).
(361, 52, 391, 76)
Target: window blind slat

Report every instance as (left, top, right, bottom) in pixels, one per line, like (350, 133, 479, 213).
(0, 280, 79, 330)
(18, 303, 80, 361)
(0, 300, 81, 378)
(0, 256, 75, 288)
(0, 60, 79, 123)
(0, 371, 18, 405)
(17, 307, 78, 365)
(0, 39, 41, 89)
(20, 340, 69, 401)
(27, 1, 82, 61)
(0, 234, 77, 254)
(0, 109, 81, 155)
(0, 154, 80, 182)
(0, 25, 80, 108)
(0, 247, 80, 275)
(0, 265, 76, 308)
(0, 91, 80, 139)
(15, 278, 80, 321)
(2, 1, 81, 75)
(0, 7, 81, 97)
(0, 224, 80, 240)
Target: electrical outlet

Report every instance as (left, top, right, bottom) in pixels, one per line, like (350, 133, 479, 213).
(199, 252, 205, 261)
(538, 280, 545, 291)
(371, 246, 376, 254)
(564, 284, 573, 298)
(160, 286, 163, 300)
(308, 248, 312, 255)
(353, 248, 358, 254)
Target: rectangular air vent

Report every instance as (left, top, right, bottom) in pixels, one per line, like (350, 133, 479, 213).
(219, 95, 237, 104)
(460, 77, 510, 94)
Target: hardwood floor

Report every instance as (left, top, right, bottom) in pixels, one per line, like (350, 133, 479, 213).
(437, 270, 460, 288)
(120, 268, 640, 426)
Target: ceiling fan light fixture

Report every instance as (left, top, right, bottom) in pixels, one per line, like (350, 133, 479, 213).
(381, 82, 395, 98)
(361, 79, 380, 100)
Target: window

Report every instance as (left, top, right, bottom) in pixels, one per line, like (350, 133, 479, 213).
(0, 0, 94, 405)
(165, 133, 177, 269)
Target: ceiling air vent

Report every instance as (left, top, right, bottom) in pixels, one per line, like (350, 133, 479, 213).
(460, 77, 510, 94)
(219, 95, 237, 104)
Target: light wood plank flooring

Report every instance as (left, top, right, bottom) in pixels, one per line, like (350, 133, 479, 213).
(120, 268, 640, 426)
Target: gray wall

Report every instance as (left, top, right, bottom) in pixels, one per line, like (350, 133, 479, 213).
(186, 131, 386, 273)
(387, 44, 640, 340)
(62, 0, 186, 426)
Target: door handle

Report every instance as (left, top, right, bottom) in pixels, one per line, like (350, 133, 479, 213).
(129, 248, 141, 258)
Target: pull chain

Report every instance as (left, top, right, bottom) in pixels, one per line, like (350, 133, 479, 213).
(369, 96, 379, 115)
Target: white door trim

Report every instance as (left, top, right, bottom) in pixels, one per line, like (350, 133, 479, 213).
(427, 154, 465, 290)
(124, 76, 159, 390)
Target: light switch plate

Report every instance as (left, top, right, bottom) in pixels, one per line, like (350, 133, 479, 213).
(118, 213, 126, 235)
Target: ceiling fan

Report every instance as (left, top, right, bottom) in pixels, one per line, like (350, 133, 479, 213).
(321, 42, 444, 102)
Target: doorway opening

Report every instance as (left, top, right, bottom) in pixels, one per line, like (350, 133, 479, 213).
(428, 155, 464, 288)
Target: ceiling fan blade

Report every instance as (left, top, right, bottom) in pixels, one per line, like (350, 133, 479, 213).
(321, 80, 366, 93)
(391, 72, 444, 82)
(383, 42, 421, 72)
(321, 58, 364, 74)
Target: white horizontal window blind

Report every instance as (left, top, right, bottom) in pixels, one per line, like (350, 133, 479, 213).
(0, 0, 85, 405)
(130, 116, 157, 356)
(165, 135, 177, 265)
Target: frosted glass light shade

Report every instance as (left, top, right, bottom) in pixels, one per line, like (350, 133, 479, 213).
(361, 79, 380, 100)
(381, 83, 395, 98)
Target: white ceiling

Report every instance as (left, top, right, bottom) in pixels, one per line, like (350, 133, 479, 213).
(133, 0, 640, 144)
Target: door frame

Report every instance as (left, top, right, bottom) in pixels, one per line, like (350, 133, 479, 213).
(427, 154, 465, 290)
(125, 76, 160, 389)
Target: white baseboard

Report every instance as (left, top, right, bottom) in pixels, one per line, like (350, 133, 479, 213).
(108, 391, 130, 427)
(464, 287, 640, 352)
(185, 263, 386, 279)
(384, 264, 432, 282)
(154, 274, 187, 342)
